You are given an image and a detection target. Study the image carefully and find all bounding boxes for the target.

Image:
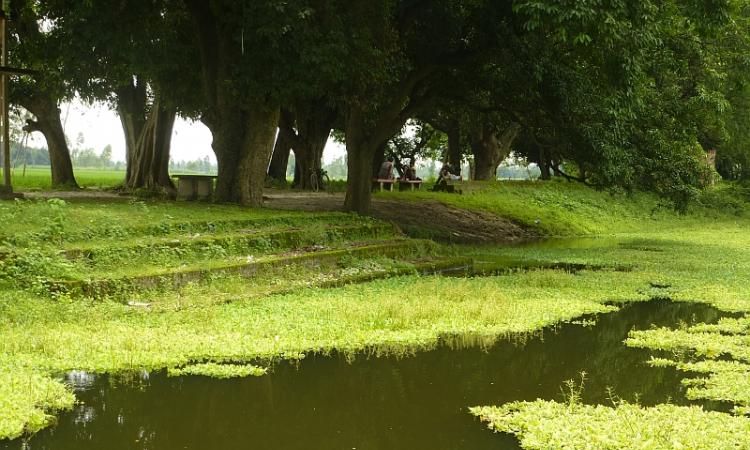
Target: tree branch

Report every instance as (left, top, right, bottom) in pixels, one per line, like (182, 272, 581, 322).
(23, 119, 43, 134)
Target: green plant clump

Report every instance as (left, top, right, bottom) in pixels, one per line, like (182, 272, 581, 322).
(167, 362, 267, 378)
(471, 401, 750, 450)
(0, 367, 75, 441)
(627, 316, 750, 413)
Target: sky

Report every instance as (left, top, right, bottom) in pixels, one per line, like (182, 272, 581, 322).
(25, 99, 346, 164)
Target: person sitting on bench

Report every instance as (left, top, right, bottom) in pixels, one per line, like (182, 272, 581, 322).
(434, 163, 461, 190)
(378, 157, 395, 180)
(403, 162, 421, 181)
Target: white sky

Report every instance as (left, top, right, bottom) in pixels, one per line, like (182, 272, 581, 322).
(25, 99, 346, 164)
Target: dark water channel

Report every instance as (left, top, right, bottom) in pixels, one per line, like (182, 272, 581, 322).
(6, 300, 726, 450)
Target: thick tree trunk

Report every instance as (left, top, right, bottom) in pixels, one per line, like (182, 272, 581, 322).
(344, 141, 377, 214)
(447, 122, 462, 168)
(115, 80, 148, 183)
(344, 109, 377, 214)
(372, 143, 387, 178)
(125, 99, 176, 191)
(268, 130, 292, 183)
(22, 98, 78, 188)
(267, 111, 295, 183)
(292, 152, 301, 187)
(284, 103, 335, 190)
(291, 127, 330, 190)
(185, 1, 280, 205)
(471, 123, 521, 181)
(539, 148, 552, 180)
(210, 105, 280, 205)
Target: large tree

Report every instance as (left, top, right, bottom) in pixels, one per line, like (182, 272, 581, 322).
(9, 1, 77, 188)
(43, 0, 193, 193)
(337, 1, 516, 213)
(277, 102, 337, 190)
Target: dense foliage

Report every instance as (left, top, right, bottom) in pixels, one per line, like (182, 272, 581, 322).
(5, 0, 750, 208)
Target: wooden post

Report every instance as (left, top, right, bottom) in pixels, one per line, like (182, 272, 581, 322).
(0, 9, 9, 194)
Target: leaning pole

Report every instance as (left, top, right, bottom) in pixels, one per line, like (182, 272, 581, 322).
(0, 2, 29, 199)
(0, 3, 10, 195)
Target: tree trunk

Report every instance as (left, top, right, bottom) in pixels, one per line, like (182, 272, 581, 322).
(539, 150, 552, 180)
(292, 129, 329, 190)
(292, 151, 301, 187)
(268, 130, 292, 183)
(284, 103, 335, 190)
(552, 160, 563, 177)
(344, 141, 377, 214)
(115, 80, 148, 183)
(184, 1, 280, 205)
(125, 98, 176, 191)
(471, 123, 521, 181)
(447, 122, 462, 168)
(267, 111, 294, 183)
(22, 98, 78, 188)
(209, 105, 280, 205)
(344, 109, 377, 214)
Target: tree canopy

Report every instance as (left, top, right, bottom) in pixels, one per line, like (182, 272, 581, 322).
(5, 0, 750, 210)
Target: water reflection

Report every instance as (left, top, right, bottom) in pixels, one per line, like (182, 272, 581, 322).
(5, 300, 726, 450)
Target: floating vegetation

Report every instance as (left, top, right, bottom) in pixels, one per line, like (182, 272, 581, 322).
(0, 367, 75, 441)
(471, 401, 750, 449)
(628, 316, 750, 414)
(167, 362, 267, 379)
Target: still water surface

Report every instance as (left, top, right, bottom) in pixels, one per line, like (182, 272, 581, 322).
(5, 300, 725, 450)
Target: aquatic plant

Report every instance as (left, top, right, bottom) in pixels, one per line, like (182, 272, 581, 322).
(470, 401, 750, 449)
(167, 362, 267, 379)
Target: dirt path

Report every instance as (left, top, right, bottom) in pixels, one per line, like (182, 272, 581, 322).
(263, 191, 536, 243)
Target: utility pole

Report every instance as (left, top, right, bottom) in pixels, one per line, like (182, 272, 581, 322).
(0, 3, 9, 194)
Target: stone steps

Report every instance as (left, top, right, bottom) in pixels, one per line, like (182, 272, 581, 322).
(62, 223, 399, 264)
(48, 239, 438, 298)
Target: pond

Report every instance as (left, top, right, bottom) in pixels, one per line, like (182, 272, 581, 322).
(4, 300, 726, 450)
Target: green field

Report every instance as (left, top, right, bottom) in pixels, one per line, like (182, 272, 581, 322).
(0, 166, 125, 190)
(1, 182, 750, 447)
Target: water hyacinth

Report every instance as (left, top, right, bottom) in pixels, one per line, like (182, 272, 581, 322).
(167, 362, 268, 379)
(471, 401, 750, 449)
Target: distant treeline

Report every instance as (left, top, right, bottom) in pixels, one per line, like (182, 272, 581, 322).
(4, 142, 217, 174)
(305, 154, 539, 181)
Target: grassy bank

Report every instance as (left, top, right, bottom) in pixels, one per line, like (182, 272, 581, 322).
(1, 183, 750, 444)
(380, 180, 750, 235)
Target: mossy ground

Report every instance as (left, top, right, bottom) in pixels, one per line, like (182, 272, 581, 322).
(1, 182, 750, 444)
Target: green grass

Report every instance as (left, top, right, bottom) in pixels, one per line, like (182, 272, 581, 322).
(1, 166, 125, 190)
(2, 182, 750, 443)
(379, 179, 750, 235)
(0, 197, 354, 244)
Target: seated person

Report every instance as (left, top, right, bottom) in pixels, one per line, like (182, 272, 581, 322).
(378, 157, 395, 180)
(403, 163, 421, 181)
(433, 163, 453, 191)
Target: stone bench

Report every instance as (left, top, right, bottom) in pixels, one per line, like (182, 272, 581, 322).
(398, 180, 423, 191)
(372, 178, 396, 192)
(173, 174, 217, 201)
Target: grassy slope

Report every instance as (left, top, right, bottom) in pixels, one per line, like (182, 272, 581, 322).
(1, 183, 750, 442)
(380, 179, 748, 234)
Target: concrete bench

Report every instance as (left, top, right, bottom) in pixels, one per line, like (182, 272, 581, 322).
(398, 180, 423, 191)
(173, 174, 217, 201)
(372, 178, 396, 192)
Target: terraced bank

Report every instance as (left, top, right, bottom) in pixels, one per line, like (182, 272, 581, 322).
(3, 183, 750, 448)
